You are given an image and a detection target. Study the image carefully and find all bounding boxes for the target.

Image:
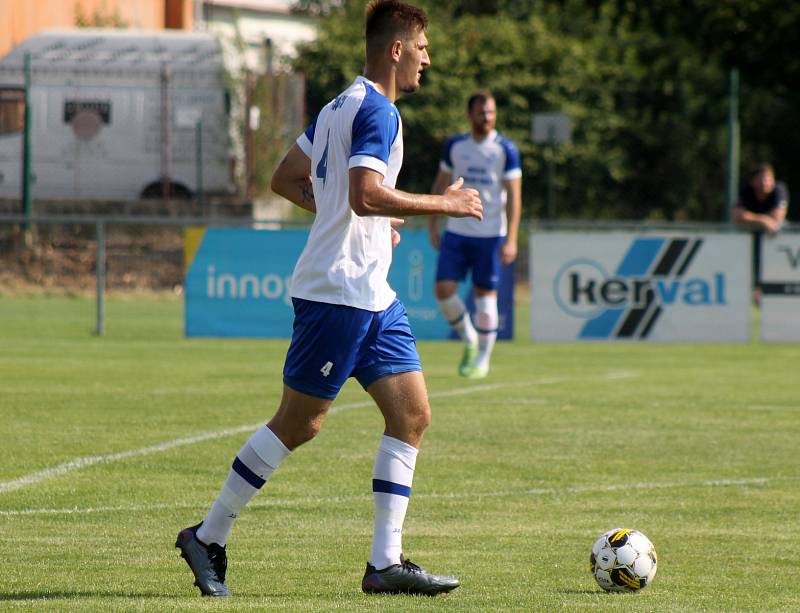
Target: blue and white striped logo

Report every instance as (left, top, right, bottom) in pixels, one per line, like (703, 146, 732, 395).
(553, 237, 726, 339)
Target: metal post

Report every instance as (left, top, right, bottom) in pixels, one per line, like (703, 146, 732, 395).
(194, 0, 204, 30)
(95, 220, 106, 336)
(22, 53, 32, 230)
(244, 71, 255, 200)
(546, 126, 556, 219)
(160, 63, 172, 199)
(724, 67, 740, 223)
(196, 118, 204, 213)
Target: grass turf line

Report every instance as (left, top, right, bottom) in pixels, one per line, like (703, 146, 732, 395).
(1, 295, 799, 612)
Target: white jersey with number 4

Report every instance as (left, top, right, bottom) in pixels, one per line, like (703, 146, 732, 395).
(292, 76, 403, 312)
(440, 129, 521, 238)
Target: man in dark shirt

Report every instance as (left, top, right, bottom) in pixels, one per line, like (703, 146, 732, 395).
(733, 163, 790, 302)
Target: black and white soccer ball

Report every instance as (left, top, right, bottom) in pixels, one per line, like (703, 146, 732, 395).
(590, 528, 657, 592)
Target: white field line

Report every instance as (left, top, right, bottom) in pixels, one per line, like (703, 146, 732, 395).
(1, 476, 790, 518)
(0, 371, 638, 496)
(728, 404, 800, 412)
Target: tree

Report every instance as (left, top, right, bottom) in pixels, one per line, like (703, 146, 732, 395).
(75, 1, 129, 28)
(291, 0, 799, 221)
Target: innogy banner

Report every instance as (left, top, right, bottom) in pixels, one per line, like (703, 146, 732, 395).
(184, 228, 513, 339)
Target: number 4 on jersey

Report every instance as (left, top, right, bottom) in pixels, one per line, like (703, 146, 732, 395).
(315, 130, 330, 185)
(320, 361, 333, 377)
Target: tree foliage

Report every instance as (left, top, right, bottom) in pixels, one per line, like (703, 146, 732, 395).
(292, 0, 798, 221)
(74, 2, 129, 28)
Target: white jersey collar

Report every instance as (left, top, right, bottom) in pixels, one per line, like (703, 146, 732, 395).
(472, 129, 497, 144)
(355, 75, 383, 96)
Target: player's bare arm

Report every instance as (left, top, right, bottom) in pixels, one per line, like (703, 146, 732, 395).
(427, 169, 453, 249)
(769, 205, 788, 230)
(271, 144, 316, 213)
(349, 167, 482, 220)
(500, 176, 522, 265)
(732, 206, 784, 234)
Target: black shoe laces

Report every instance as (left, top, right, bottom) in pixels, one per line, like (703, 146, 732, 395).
(207, 543, 228, 582)
(400, 558, 422, 574)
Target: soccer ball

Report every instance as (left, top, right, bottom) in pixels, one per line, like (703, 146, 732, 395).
(590, 528, 657, 592)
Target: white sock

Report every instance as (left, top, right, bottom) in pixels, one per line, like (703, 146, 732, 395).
(437, 294, 478, 346)
(196, 425, 290, 546)
(369, 435, 418, 570)
(474, 295, 498, 369)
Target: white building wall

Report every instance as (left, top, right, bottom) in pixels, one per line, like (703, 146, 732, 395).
(200, 0, 318, 74)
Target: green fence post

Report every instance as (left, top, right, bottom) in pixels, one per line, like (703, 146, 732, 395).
(95, 220, 106, 336)
(196, 118, 204, 214)
(22, 52, 32, 231)
(546, 126, 556, 220)
(724, 67, 740, 223)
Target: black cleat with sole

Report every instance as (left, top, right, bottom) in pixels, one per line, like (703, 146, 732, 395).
(175, 523, 231, 597)
(362, 555, 460, 596)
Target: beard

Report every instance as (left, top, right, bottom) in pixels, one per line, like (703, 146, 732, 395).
(400, 71, 423, 93)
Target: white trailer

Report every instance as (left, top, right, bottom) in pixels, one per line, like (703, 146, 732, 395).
(0, 30, 236, 201)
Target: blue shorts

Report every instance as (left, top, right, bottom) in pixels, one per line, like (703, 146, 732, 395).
(283, 298, 422, 400)
(436, 231, 504, 290)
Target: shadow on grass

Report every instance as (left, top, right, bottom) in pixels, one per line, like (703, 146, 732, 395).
(1, 591, 177, 601)
(558, 588, 608, 595)
(0, 590, 304, 601)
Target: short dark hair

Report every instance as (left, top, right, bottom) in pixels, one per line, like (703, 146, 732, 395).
(750, 163, 774, 178)
(467, 90, 494, 112)
(365, 0, 428, 57)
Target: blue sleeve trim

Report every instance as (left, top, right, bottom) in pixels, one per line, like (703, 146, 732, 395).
(499, 135, 521, 173)
(775, 182, 789, 207)
(303, 116, 317, 145)
(351, 88, 398, 165)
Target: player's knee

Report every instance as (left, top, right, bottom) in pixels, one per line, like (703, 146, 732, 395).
(383, 403, 429, 446)
(268, 414, 324, 450)
(408, 403, 431, 436)
(475, 311, 490, 329)
(434, 283, 456, 301)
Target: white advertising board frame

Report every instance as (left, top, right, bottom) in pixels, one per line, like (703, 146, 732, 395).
(760, 233, 800, 342)
(530, 232, 751, 343)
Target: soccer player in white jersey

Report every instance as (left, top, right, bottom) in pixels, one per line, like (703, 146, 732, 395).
(175, 0, 483, 598)
(428, 91, 522, 378)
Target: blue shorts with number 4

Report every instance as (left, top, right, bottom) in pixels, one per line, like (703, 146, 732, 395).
(436, 231, 504, 290)
(283, 298, 422, 400)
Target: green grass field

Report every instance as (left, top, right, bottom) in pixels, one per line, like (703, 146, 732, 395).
(2, 294, 799, 612)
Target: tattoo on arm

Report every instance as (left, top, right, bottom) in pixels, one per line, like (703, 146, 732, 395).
(301, 178, 315, 206)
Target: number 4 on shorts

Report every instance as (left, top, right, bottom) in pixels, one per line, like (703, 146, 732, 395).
(320, 361, 333, 377)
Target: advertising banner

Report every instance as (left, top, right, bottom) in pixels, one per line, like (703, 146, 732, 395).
(760, 233, 800, 342)
(388, 230, 447, 339)
(184, 228, 513, 339)
(530, 232, 751, 342)
(184, 227, 305, 337)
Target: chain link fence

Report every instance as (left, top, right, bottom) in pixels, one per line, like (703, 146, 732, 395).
(0, 33, 306, 205)
(1, 213, 755, 337)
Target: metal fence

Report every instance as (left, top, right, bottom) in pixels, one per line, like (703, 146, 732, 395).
(0, 62, 305, 203)
(2, 212, 763, 336)
(0, 213, 306, 334)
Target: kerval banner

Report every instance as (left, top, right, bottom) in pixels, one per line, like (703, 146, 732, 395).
(530, 232, 751, 342)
